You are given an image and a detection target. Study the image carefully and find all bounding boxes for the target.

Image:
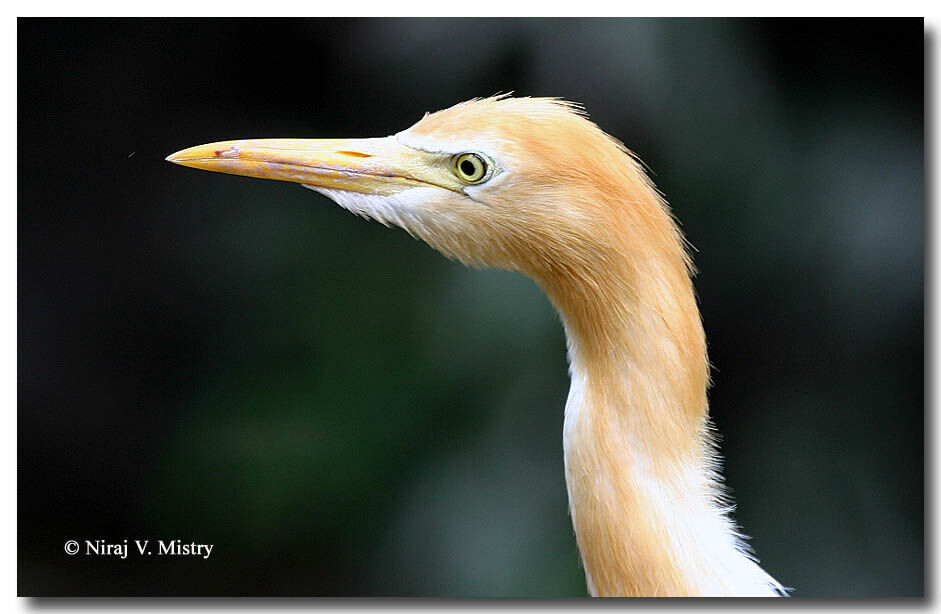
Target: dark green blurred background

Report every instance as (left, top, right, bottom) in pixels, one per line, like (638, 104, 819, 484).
(18, 18, 923, 597)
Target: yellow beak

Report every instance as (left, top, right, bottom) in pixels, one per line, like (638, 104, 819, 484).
(166, 137, 450, 196)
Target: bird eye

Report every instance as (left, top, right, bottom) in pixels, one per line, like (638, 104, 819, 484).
(452, 153, 488, 184)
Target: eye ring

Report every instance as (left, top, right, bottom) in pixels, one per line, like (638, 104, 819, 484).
(452, 152, 489, 184)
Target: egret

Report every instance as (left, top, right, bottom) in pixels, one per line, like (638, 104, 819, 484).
(167, 96, 786, 597)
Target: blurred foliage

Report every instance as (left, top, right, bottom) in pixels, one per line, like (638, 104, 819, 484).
(19, 18, 922, 596)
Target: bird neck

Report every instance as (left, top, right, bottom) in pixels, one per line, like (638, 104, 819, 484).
(535, 192, 781, 597)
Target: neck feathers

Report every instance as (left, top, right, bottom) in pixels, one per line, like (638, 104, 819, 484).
(536, 160, 783, 597)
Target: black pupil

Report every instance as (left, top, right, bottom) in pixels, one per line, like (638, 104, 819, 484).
(460, 158, 477, 177)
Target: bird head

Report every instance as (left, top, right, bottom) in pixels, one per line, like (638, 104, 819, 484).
(167, 96, 673, 287)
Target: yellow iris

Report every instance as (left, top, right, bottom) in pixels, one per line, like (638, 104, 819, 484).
(452, 153, 488, 183)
